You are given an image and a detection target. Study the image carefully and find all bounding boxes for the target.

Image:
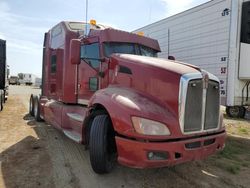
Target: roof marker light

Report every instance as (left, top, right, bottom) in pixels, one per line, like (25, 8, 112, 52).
(137, 31, 144, 36)
(90, 19, 96, 25)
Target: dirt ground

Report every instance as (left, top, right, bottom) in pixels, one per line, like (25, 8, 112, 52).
(0, 85, 250, 188)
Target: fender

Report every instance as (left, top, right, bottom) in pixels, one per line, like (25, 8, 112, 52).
(88, 86, 180, 140)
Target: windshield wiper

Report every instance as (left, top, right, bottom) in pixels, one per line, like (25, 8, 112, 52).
(80, 57, 105, 62)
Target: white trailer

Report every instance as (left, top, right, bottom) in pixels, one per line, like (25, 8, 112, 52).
(34, 77, 42, 87)
(23, 73, 37, 85)
(134, 0, 250, 118)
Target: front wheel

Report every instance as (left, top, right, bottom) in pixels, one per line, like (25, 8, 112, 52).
(226, 106, 245, 118)
(89, 114, 117, 174)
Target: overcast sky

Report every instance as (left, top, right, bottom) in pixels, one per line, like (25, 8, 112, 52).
(0, 0, 209, 77)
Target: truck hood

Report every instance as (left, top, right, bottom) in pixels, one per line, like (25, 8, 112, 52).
(109, 54, 202, 116)
(111, 54, 200, 75)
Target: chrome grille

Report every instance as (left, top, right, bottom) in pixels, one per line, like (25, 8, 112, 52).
(204, 81, 220, 130)
(179, 72, 220, 135)
(184, 79, 203, 132)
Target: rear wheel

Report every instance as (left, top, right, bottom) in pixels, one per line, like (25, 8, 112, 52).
(226, 106, 246, 118)
(89, 114, 117, 174)
(3, 90, 6, 103)
(0, 91, 3, 111)
(29, 94, 34, 116)
(33, 95, 42, 121)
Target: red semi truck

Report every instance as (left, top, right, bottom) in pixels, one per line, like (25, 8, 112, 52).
(29, 21, 226, 174)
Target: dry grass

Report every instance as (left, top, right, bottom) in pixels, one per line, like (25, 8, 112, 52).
(224, 115, 250, 137)
(210, 115, 250, 175)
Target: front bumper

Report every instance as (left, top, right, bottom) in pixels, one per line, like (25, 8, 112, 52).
(116, 131, 226, 168)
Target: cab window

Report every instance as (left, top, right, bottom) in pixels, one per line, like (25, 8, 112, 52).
(104, 43, 135, 57)
(103, 42, 158, 57)
(80, 43, 100, 69)
(51, 55, 57, 73)
(139, 45, 157, 57)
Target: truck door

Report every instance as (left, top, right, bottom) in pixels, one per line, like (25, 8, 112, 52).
(48, 49, 63, 100)
(48, 50, 57, 99)
(77, 42, 100, 105)
(45, 48, 63, 128)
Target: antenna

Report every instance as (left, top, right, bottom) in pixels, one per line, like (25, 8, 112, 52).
(85, 0, 88, 31)
(168, 29, 170, 57)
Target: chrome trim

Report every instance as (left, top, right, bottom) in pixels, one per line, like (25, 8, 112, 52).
(179, 72, 220, 135)
(66, 113, 84, 122)
(63, 130, 81, 143)
(201, 87, 207, 130)
(77, 99, 89, 105)
(201, 69, 220, 83)
(179, 72, 202, 134)
(202, 70, 221, 131)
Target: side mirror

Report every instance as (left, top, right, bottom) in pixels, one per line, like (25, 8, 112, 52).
(69, 39, 81, 65)
(168, 56, 175, 60)
(7, 68, 10, 78)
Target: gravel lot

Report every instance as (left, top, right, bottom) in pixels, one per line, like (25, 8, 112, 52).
(0, 85, 250, 188)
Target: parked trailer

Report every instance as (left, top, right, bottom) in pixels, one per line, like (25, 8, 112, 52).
(29, 21, 225, 174)
(23, 73, 36, 85)
(0, 39, 8, 111)
(134, 0, 250, 118)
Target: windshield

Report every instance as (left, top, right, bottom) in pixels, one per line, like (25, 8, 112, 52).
(103, 42, 157, 58)
(80, 43, 100, 69)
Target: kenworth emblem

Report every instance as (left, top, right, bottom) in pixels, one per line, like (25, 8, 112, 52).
(202, 71, 209, 89)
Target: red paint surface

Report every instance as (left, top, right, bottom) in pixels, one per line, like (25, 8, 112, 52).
(39, 21, 226, 169)
(116, 132, 226, 168)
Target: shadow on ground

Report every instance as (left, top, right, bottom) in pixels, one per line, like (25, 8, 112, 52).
(0, 135, 54, 188)
(1, 112, 250, 188)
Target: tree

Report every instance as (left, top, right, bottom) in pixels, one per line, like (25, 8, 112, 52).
(18, 73, 24, 79)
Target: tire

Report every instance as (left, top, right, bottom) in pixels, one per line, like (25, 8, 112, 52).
(89, 114, 117, 174)
(226, 106, 246, 118)
(0, 91, 3, 111)
(3, 90, 6, 103)
(85, 110, 107, 148)
(33, 95, 43, 121)
(4, 90, 7, 102)
(29, 94, 34, 116)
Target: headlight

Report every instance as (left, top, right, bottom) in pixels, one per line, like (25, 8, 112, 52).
(131, 117, 170, 136)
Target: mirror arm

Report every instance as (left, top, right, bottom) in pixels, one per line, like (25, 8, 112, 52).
(98, 71, 105, 78)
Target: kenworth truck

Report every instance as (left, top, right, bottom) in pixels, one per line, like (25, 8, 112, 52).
(29, 21, 226, 174)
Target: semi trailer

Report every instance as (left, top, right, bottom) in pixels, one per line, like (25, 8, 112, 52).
(134, 0, 250, 118)
(22, 73, 37, 85)
(29, 21, 226, 174)
(0, 39, 8, 111)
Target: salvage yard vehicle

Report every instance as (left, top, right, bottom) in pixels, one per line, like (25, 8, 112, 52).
(0, 39, 8, 111)
(134, 0, 250, 118)
(9, 76, 20, 85)
(22, 73, 37, 85)
(29, 20, 226, 174)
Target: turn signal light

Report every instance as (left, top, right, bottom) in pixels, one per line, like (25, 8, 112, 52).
(90, 19, 96, 25)
(137, 31, 144, 36)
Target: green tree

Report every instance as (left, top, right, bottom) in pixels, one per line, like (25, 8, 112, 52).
(18, 73, 24, 79)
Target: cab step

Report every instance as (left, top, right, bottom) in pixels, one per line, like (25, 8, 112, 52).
(63, 129, 81, 143)
(66, 113, 84, 122)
